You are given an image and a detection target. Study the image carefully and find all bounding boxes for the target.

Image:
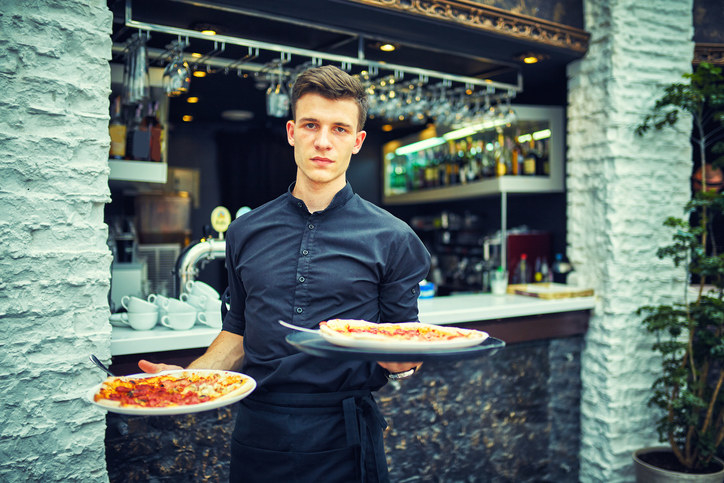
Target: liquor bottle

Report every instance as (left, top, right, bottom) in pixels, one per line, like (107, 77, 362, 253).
(552, 253, 572, 284)
(510, 137, 523, 176)
(146, 101, 163, 162)
(541, 257, 552, 282)
(108, 96, 127, 159)
(494, 132, 507, 177)
(523, 139, 538, 176)
(514, 253, 529, 284)
(126, 103, 151, 160)
(536, 139, 550, 176)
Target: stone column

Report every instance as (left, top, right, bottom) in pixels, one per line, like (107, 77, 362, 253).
(0, 1, 113, 481)
(567, 0, 694, 481)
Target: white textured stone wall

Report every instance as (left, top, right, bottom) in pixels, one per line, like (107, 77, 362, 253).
(568, 0, 694, 481)
(0, 1, 113, 481)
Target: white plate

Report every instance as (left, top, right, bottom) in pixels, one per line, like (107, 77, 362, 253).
(86, 369, 256, 416)
(109, 313, 127, 327)
(319, 322, 489, 352)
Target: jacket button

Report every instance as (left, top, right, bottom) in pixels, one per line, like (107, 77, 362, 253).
(296, 307, 303, 314)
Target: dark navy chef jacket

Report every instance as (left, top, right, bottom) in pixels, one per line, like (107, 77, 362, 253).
(222, 182, 431, 393)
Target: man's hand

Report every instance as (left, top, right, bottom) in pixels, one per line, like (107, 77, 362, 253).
(377, 361, 422, 374)
(138, 359, 184, 373)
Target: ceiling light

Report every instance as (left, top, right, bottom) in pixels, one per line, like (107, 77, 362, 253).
(192, 22, 221, 36)
(182, 115, 194, 122)
(186, 97, 199, 104)
(379, 43, 396, 52)
(193, 70, 207, 78)
(515, 52, 550, 64)
(382, 124, 394, 132)
(191, 52, 202, 58)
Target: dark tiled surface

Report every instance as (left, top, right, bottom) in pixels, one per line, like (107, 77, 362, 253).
(378, 337, 582, 482)
(106, 337, 582, 482)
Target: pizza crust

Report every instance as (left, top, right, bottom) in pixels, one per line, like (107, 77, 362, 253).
(95, 398, 122, 408)
(319, 319, 485, 343)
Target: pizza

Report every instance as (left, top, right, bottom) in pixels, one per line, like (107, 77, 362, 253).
(318, 319, 488, 350)
(92, 370, 255, 410)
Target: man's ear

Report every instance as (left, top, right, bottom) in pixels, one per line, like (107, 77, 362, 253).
(286, 120, 295, 146)
(352, 130, 367, 154)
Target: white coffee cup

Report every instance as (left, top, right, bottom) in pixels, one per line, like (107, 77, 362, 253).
(197, 310, 222, 328)
(204, 298, 222, 314)
(162, 298, 196, 314)
(121, 295, 157, 313)
(185, 280, 220, 300)
(119, 312, 158, 331)
(147, 293, 172, 309)
(180, 292, 208, 310)
(160, 312, 196, 331)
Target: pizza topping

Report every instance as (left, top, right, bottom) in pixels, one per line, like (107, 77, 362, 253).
(319, 319, 486, 343)
(93, 371, 251, 408)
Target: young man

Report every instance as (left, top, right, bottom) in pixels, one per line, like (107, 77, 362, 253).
(140, 65, 430, 482)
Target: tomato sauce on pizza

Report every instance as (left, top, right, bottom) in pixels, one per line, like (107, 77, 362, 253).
(319, 319, 486, 343)
(94, 371, 251, 408)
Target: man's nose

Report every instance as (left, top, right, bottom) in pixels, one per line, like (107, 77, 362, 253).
(314, 128, 332, 149)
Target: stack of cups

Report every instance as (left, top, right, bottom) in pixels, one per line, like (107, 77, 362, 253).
(147, 293, 197, 331)
(120, 295, 159, 331)
(181, 281, 222, 328)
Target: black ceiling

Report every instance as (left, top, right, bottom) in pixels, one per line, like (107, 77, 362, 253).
(109, 0, 584, 127)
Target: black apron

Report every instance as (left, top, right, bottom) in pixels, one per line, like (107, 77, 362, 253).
(230, 389, 389, 483)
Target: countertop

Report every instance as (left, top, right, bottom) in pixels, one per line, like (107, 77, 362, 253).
(110, 293, 596, 356)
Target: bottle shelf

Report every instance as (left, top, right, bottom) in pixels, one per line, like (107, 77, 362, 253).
(109, 159, 168, 183)
(382, 105, 564, 205)
(383, 175, 560, 205)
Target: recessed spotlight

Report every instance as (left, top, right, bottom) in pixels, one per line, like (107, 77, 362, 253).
(182, 115, 194, 122)
(382, 124, 393, 132)
(193, 70, 207, 78)
(192, 22, 221, 36)
(515, 52, 549, 64)
(372, 41, 399, 52)
(186, 97, 199, 104)
(191, 52, 202, 58)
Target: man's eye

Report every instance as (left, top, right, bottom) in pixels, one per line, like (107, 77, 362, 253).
(305, 123, 316, 129)
(335, 127, 347, 133)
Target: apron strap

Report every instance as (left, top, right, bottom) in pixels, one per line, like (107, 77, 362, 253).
(342, 394, 389, 482)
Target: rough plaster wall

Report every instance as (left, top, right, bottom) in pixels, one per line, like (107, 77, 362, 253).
(568, 0, 694, 481)
(0, 1, 113, 481)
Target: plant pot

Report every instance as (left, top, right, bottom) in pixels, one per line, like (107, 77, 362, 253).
(633, 447, 724, 483)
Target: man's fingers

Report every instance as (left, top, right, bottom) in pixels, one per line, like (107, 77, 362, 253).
(138, 359, 183, 373)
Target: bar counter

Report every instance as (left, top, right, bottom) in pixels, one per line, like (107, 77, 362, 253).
(110, 292, 595, 356)
(105, 292, 593, 482)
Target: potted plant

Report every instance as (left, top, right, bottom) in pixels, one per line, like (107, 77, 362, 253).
(633, 62, 724, 481)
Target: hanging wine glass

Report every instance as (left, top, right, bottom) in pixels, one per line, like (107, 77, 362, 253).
(502, 92, 517, 126)
(266, 67, 290, 118)
(163, 51, 191, 97)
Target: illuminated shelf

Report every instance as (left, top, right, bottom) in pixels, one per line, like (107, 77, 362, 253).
(383, 175, 560, 204)
(382, 105, 565, 205)
(109, 159, 168, 183)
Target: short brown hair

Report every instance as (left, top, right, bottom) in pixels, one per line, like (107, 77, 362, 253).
(290, 65, 369, 130)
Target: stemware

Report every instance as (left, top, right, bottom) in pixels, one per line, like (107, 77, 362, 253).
(163, 52, 191, 97)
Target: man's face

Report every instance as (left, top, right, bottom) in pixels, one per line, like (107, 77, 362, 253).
(286, 93, 366, 190)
